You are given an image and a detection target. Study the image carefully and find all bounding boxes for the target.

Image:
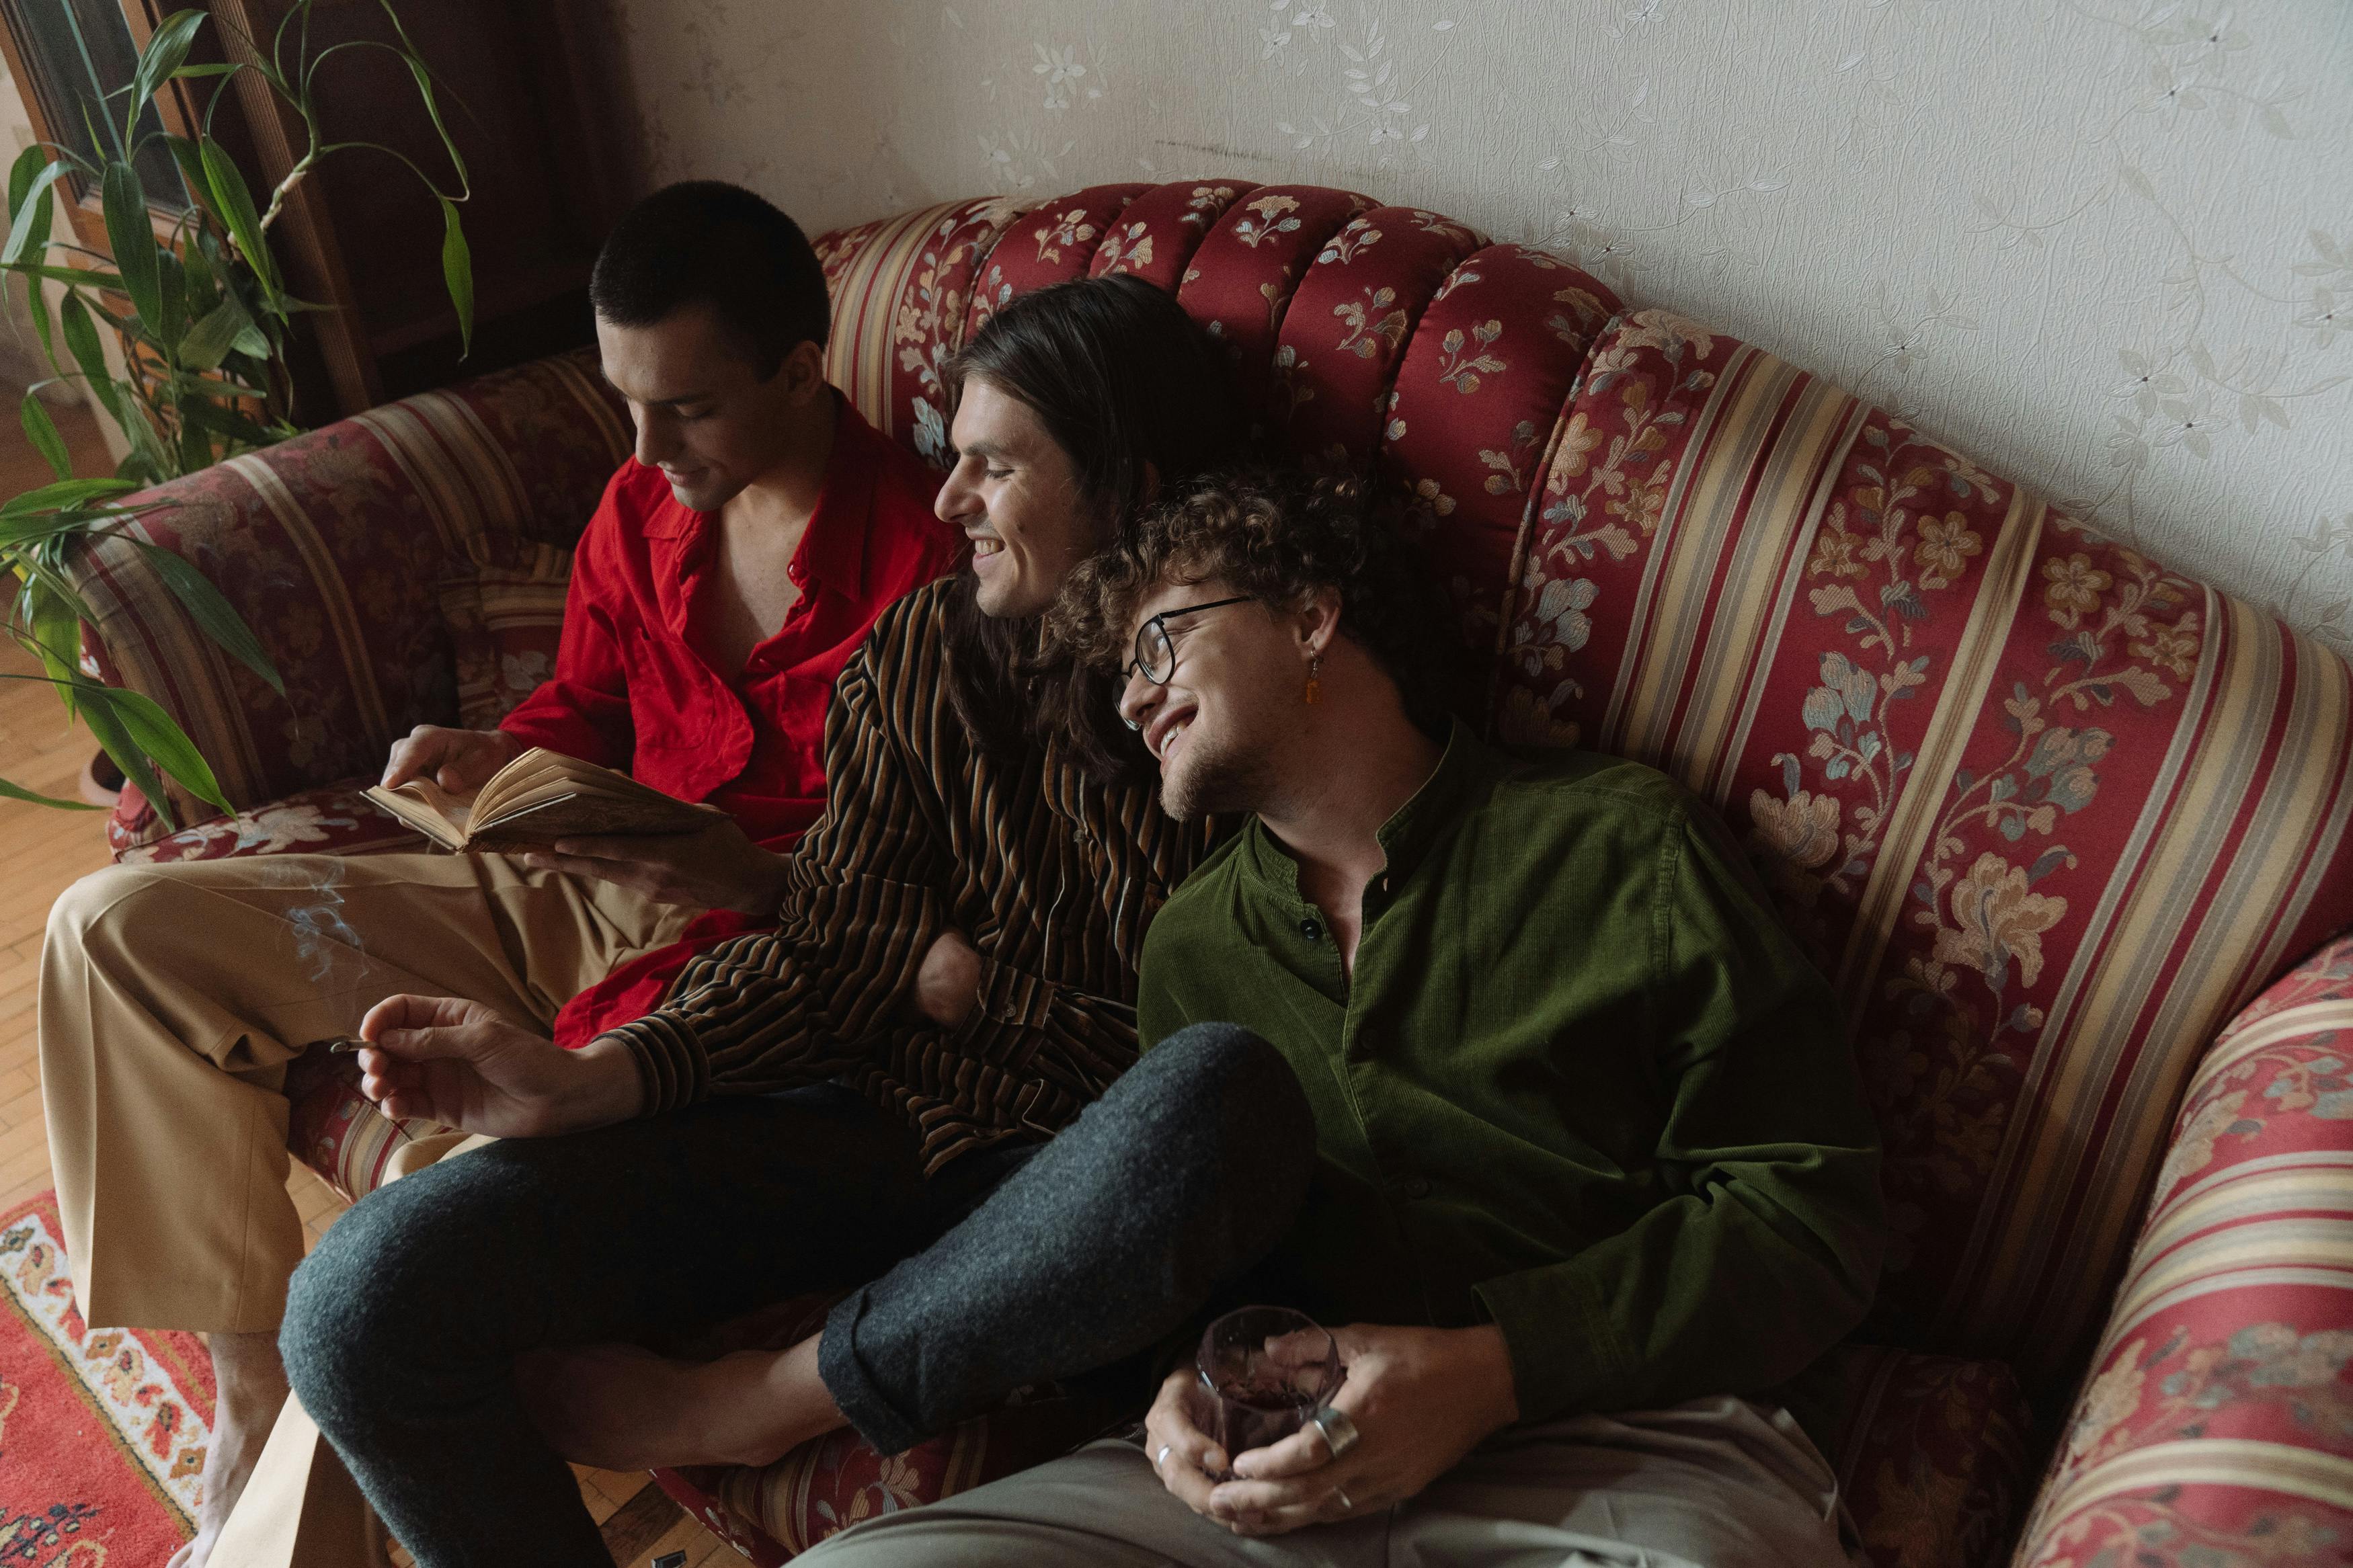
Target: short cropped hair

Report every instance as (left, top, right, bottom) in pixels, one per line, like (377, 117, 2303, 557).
(1053, 466, 1459, 737)
(590, 181, 828, 377)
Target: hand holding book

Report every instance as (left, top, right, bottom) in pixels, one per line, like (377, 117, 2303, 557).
(365, 747, 727, 853)
(365, 747, 791, 913)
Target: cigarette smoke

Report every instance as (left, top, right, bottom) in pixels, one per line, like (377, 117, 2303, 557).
(262, 855, 372, 996)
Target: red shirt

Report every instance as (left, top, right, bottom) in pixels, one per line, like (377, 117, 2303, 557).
(500, 394, 959, 1041)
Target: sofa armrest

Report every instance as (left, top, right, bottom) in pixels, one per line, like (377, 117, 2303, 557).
(65, 348, 627, 839)
(2011, 932, 2353, 1565)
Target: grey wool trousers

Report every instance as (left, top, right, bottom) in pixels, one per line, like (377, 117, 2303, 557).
(278, 1024, 1314, 1568)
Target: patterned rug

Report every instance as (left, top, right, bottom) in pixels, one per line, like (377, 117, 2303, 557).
(0, 1191, 210, 1563)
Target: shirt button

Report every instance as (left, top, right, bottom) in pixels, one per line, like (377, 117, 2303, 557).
(1299, 918, 1322, 942)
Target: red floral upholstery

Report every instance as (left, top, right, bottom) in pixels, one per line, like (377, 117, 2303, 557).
(66, 181, 2353, 1564)
(108, 780, 426, 864)
(1823, 1345, 2036, 1568)
(2007, 934, 2353, 1567)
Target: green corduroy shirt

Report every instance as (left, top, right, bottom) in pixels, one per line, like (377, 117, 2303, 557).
(1137, 723, 1887, 1425)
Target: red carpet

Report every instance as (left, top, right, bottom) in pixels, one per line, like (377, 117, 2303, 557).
(1, 1191, 210, 1563)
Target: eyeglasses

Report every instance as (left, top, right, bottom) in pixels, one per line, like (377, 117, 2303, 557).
(1123, 595, 1253, 687)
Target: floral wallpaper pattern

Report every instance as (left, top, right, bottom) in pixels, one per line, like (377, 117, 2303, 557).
(589, 0, 2352, 649)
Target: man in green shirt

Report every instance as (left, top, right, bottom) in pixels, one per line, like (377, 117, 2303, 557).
(799, 468, 1885, 1567)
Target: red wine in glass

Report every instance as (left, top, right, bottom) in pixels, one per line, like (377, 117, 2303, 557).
(1196, 1307, 1345, 1477)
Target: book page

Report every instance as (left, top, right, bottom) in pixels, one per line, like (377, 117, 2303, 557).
(361, 779, 471, 851)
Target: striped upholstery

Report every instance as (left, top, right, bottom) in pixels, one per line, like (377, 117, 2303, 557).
(68, 183, 2352, 1565)
(2013, 934, 2353, 1565)
(1493, 313, 2353, 1393)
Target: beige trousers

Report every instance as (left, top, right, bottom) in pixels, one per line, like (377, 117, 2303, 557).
(38, 850, 696, 1334)
(798, 1399, 1858, 1568)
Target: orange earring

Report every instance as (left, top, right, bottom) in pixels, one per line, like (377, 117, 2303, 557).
(1304, 655, 1323, 706)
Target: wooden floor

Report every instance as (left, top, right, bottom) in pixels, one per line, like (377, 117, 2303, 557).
(0, 397, 734, 1565)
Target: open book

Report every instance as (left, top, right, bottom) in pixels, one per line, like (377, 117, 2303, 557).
(363, 747, 726, 852)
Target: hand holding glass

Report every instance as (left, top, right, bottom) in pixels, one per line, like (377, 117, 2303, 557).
(1195, 1306, 1346, 1479)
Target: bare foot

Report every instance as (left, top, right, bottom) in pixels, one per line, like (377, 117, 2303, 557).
(167, 1330, 290, 1568)
(516, 1333, 844, 1470)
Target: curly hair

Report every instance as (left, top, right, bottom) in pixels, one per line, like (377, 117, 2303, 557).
(1051, 466, 1460, 752)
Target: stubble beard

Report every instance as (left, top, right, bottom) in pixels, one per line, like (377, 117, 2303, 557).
(1160, 729, 1277, 822)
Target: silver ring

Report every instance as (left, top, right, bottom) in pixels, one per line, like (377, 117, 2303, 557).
(1308, 1407, 1360, 1458)
(1336, 1487, 1354, 1514)
(1155, 1443, 1174, 1473)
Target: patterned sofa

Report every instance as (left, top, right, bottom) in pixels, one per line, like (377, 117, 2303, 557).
(63, 181, 2353, 1568)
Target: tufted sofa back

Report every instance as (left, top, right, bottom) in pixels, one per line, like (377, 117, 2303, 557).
(814, 181, 2353, 1403)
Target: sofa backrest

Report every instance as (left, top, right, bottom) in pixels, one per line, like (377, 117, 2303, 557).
(75, 349, 630, 826)
(814, 182, 2353, 1401)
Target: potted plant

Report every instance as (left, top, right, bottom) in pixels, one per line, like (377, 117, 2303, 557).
(0, 1, 470, 826)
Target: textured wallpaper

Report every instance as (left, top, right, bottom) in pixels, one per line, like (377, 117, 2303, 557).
(595, 0, 2353, 651)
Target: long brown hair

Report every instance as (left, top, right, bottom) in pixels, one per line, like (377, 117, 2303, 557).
(940, 275, 1246, 780)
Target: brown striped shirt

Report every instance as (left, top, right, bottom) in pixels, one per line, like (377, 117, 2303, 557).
(606, 579, 1218, 1171)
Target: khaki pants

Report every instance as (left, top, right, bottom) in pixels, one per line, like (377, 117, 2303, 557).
(38, 850, 696, 1334)
(798, 1399, 1858, 1568)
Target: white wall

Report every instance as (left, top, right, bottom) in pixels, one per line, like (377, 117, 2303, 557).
(595, 0, 2353, 651)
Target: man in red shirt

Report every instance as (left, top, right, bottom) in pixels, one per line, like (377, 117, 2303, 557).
(37, 180, 957, 1567)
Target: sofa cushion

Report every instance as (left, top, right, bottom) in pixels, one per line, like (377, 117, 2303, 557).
(1823, 1345, 2036, 1568)
(824, 190, 2353, 1400)
(109, 779, 427, 864)
(436, 533, 572, 729)
(1484, 308, 2353, 1397)
(79, 349, 630, 838)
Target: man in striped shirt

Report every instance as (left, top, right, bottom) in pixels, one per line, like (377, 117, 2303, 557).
(280, 278, 1324, 1566)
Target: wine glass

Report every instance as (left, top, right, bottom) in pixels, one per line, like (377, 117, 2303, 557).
(1195, 1305, 1345, 1477)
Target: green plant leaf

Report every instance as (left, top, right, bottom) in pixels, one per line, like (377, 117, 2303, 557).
(0, 477, 141, 514)
(69, 679, 181, 828)
(230, 323, 269, 359)
(60, 293, 122, 423)
(21, 576, 81, 696)
(133, 540, 282, 694)
(6, 151, 58, 372)
(3, 156, 70, 265)
(197, 138, 276, 298)
(3, 262, 126, 290)
(180, 294, 251, 370)
(438, 195, 472, 358)
(19, 393, 70, 479)
(126, 11, 210, 145)
(171, 63, 239, 79)
(20, 274, 55, 372)
(0, 773, 100, 810)
(181, 234, 216, 315)
(7, 144, 48, 220)
(101, 161, 165, 334)
(164, 134, 211, 217)
(177, 395, 277, 447)
(153, 246, 186, 349)
(100, 682, 229, 815)
(115, 397, 173, 483)
(376, 1, 469, 192)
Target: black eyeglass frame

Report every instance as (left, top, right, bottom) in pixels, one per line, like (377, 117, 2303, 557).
(1121, 595, 1256, 686)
